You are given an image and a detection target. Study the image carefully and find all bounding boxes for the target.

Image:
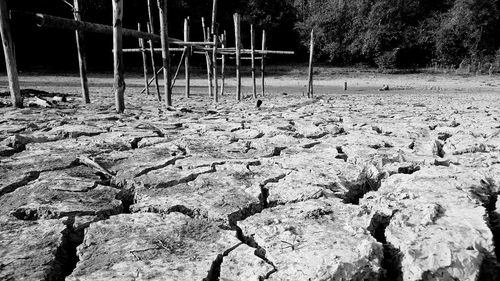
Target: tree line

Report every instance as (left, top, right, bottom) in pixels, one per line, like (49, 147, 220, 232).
(292, 0, 500, 70)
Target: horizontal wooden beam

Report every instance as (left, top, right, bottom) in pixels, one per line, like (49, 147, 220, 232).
(221, 47, 294, 55)
(10, 10, 215, 47)
(123, 48, 184, 53)
(124, 48, 293, 56)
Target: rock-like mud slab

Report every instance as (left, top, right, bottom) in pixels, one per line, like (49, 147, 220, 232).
(238, 199, 384, 280)
(67, 212, 240, 281)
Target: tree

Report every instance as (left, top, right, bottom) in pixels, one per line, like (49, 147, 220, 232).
(435, 0, 499, 65)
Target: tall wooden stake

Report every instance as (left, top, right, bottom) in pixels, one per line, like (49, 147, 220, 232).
(147, 0, 160, 100)
(0, 0, 22, 108)
(220, 30, 226, 96)
(184, 17, 190, 98)
(138, 23, 149, 95)
(147, 0, 155, 34)
(170, 49, 186, 89)
(261, 29, 266, 97)
(211, 0, 217, 37)
(234, 13, 241, 101)
(157, 0, 172, 106)
(147, 23, 161, 101)
(201, 17, 213, 97)
(250, 24, 257, 99)
(112, 0, 125, 113)
(307, 29, 314, 98)
(73, 0, 90, 104)
(201, 17, 207, 41)
(213, 35, 218, 103)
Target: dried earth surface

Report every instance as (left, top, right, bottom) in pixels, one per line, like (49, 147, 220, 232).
(1, 71, 500, 280)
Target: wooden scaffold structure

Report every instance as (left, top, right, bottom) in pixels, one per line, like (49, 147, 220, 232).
(0, 0, 302, 113)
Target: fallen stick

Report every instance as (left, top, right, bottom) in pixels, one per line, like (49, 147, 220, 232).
(78, 155, 115, 177)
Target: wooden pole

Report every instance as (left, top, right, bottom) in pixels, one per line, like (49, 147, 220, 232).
(170, 48, 186, 89)
(0, 0, 22, 108)
(307, 29, 314, 98)
(73, 0, 90, 104)
(157, 0, 172, 106)
(202, 17, 213, 97)
(202, 17, 207, 41)
(220, 30, 226, 96)
(218, 48, 293, 55)
(234, 13, 241, 101)
(146, 0, 155, 34)
(250, 24, 256, 99)
(112, 0, 125, 113)
(213, 35, 218, 103)
(138, 23, 149, 95)
(11, 11, 213, 47)
(140, 66, 163, 94)
(147, 23, 161, 101)
(184, 17, 190, 98)
(261, 29, 266, 96)
(146, 0, 159, 100)
(211, 0, 217, 37)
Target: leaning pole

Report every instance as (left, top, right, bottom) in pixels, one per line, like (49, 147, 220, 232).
(0, 0, 22, 108)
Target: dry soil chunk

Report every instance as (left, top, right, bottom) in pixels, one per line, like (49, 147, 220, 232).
(219, 243, 274, 281)
(361, 167, 498, 281)
(0, 166, 122, 219)
(238, 199, 383, 280)
(0, 216, 67, 281)
(132, 164, 285, 225)
(48, 124, 105, 138)
(266, 153, 368, 204)
(67, 212, 240, 281)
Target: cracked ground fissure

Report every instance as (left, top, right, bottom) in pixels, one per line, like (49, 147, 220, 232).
(479, 191, 500, 279)
(367, 212, 403, 281)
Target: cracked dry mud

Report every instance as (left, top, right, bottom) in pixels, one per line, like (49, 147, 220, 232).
(1, 73, 500, 280)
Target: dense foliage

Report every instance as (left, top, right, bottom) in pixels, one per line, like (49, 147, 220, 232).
(6, 0, 500, 70)
(295, 0, 500, 69)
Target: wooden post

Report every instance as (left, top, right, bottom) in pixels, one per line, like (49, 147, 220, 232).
(206, 30, 213, 97)
(147, 0, 155, 34)
(170, 48, 186, 89)
(202, 17, 207, 41)
(184, 17, 190, 98)
(147, 0, 160, 100)
(220, 30, 226, 96)
(213, 35, 218, 103)
(138, 23, 149, 95)
(112, 0, 125, 113)
(344, 81, 347, 91)
(73, 0, 90, 104)
(0, 0, 22, 108)
(261, 30, 266, 96)
(234, 13, 241, 101)
(201, 17, 213, 97)
(250, 24, 257, 99)
(211, 0, 217, 37)
(157, 0, 172, 106)
(307, 29, 314, 98)
(147, 23, 161, 101)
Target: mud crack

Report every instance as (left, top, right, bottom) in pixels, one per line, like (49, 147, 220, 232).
(367, 212, 403, 281)
(133, 156, 186, 178)
(478, 190, 500, 280)
(0, 158, 80, 199)
(342, 166, 385, 205)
